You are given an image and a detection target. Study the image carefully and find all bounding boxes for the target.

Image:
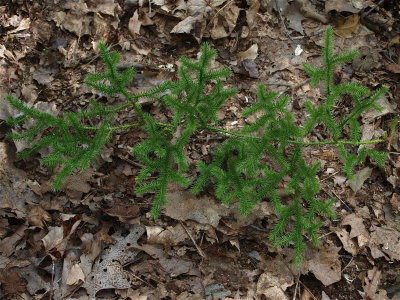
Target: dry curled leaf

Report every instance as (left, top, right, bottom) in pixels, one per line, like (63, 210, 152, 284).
(334, 14, 360, 38)
(66, 263, 85, 286)
(27, 205, 51, 228)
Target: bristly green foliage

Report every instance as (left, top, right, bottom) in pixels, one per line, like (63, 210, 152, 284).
(302, 28, 388, 178)
(4, 43, 146, 191)
(5, 95, 114, 190)
(3, 29, 389, 265)
(192, 29, 387, 264)
(191, 84, 337, 265)
(132, 43, 237, 217)
(85, 42, 135, 96)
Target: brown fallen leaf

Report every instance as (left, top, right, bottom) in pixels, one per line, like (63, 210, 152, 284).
(128, 10, 141, 36)
(99, 221, 115, 244)
(41, 220, 81, 254)
(325, 0, 360, 13)
(351, 46, 380, 72)
(164, 182, 226, 227)
(138, 244, 200, 277)
(210, 1, 240, 39)
(0, 225, 28, 257)
(286, 1, 305, 34)
(66, 263, 85, 286)
(87, 0, 120, 16)
(347, 167, 372, 193)
(8, 17, 30, 33)
(146, 223, 188, 247)
(334, 14, 360, 38)
(104, 200, 141, 222)
(0, 268, 27, 297)
(384, 62, 400, 74)
(246, 0, 260, 30)
(303, 241, 341, 286)
(171, 16, 206, 43)
(61, 168, 93, 198)
(237, 44, 258, 60)
(27, 205, 51, 228)
(292, 0, 328, 25)
(369, 225, 400, 261)
(341, 213, 370, 248)
(256, 273, 289, 299)
(51, 1, 91, 37)
(257, 257, 294, 299)
(362, 267, 390, 300)
(41, 226, 64, 252)
(335, 227, 359, 255)
(82, 226, 145, 298)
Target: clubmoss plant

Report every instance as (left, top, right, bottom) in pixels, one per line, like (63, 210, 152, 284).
(4, 28, 389, 265)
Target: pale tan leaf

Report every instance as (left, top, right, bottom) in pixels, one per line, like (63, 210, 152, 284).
(66, 264, 85, 285)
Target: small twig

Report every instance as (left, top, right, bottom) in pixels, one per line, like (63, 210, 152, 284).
(123, 154, 146, 168)
(342, 256, 354, 273)
(320, 170, 340, 182)
(49, 261, 55, 300)
(324, 190, 353, 213)
(130, 272, 156, 289)
(318, 231, 334, 240)
(265, 82, 293, 88)
(207, 0, 234, 26)
(362, 0, 385, 17)
(274, 0, 293, 40)
(248, 224, 269, 233)
(180, 221, 206, 258)
(292, 276, 300, 300)
(191, 136, 226, 142)
(289, 29, 326, 40)
(298, 280, 318, 300)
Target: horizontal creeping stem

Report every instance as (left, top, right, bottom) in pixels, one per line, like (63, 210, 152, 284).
(83, 122, 387, 147)
(83, 122, 175, 132)
(203, 125, 387, 147)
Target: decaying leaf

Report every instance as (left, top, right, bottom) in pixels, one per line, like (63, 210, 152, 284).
(27, 205, 51, 228)
(51, 6, 91, 37)
(66, 263, 85, 285)
(41, 220, 81, 254)
(0, 225, 28, 257)
(128, 10, 141, 36)
(347, 167, 372, 193)
(0, 268, 26, 296)
(138, 244, 200, 277)
(369, 225, 400, 261)
(334, 14, 360, 38)
(362, 267, 390, 300)
(335, 228, 359, 256)
(303, 241, 341, 286)
(210, 1, 240, 39)
(286, 1, 305, 35)
(146, 223, 188, 246)
(256, 258, 294, 299)
(82, 226, 145, 298)
(237, 44, 258, 60)
(325, 0, 360, 13)
(341, 213, 370, 248)
(164, 183, 226, 227)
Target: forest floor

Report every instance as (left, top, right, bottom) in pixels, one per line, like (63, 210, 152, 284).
(0, 0, 400, 299)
